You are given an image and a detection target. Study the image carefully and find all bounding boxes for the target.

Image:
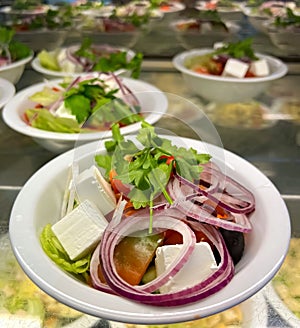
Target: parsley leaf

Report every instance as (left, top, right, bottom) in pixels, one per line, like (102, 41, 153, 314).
(95, 121, 212, 210)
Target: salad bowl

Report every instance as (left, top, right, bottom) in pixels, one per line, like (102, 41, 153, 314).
(172, 48, 288, 103)
(172, 19, 240, 50)
(0, 53, 33, 85)
(31, 45, 138, 79)
(9, 133, 290, 324)
(2, 77, 168, 153)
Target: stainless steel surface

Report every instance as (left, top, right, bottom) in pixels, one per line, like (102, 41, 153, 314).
(0, 60, 299, 326)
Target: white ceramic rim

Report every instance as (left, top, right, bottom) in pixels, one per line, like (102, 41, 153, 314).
(0, 77, 16, 109)
(0, 52, 33, 73)
(172, 49, 288, 83)
(31, 46, 136, 78)
(2, 77, 168, 141)
(9, 135, 291, 325)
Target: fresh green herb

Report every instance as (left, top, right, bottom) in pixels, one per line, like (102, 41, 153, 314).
(74, 37, 143, 79)
(214, 38, 258, 60)
(95, 121, 211, 212)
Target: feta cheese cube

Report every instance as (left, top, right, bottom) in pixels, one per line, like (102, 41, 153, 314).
(52, 199, 108, 260)
(249, 59, 269, 77)
(155, 242, 218, 293)
(55, 102, 77, 120)
(222, 58, 249, 78)
(75, 165, 116, 215)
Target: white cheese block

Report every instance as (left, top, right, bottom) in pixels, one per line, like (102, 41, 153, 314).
(75, 165, 116, 216)
(0, 315, 42, 328)
(155, 242, 218, 293)
(222, 58, 249, 78)
(55, 102, 77, 121)
(249, 59, 269, 77)
(52, 199, 108, 260)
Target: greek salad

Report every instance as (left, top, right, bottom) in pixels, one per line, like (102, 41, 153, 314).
(37, 37, 143, 78)
(40, 122, 255, 306)
(184, 38, 270, 78)
(24, 74, 143, 133)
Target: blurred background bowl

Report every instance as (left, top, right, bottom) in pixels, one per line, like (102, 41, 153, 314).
(172, 48, 288, 103)
(0, 52, 33, 84)
(172, 19, 240, 49)
(13, 29, 69, 52)
(31, 45, 137, 79)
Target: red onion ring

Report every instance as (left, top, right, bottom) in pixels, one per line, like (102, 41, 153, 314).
(95, 211, 234, 306)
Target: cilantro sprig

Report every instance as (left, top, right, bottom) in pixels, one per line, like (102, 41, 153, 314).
(95, 122, 211, 212)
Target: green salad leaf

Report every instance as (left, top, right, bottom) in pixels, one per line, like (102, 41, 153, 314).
(40, 224, 91, 282)
(26, 108, 82, 133)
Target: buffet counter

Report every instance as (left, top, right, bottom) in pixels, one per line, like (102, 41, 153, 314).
(0, 59, 299, 327)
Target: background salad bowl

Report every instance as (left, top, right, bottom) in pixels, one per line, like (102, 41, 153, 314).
(0, 52, 33, 85)
(8, 134, 290, 325)
(2, 77, 168, 153)
(172, 48, 288, 103)
(31, 44, 139, 80)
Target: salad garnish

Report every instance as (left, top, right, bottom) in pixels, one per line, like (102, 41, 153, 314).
(0, 26, 31, 66)
(24, 74, 143, 133)
(96, 121, 211, 211)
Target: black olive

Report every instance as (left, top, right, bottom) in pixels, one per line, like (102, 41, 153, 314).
(219, 228, 245, 265)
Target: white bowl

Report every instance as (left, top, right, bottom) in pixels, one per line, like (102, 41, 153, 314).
(0, 77, 15, 109)
(31, 45, 137, 79)
(172, 49, 288, 103)
(2, 77, 168, 153)
(172, 19, 240, 50)
(9, 134, 290, 324)
(0, 53, 33, 85)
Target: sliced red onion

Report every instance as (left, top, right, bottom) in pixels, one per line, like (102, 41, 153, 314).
(174, 172, 255, 214)
(168, 177, 252, 233)
(97, 213, 234, 306)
